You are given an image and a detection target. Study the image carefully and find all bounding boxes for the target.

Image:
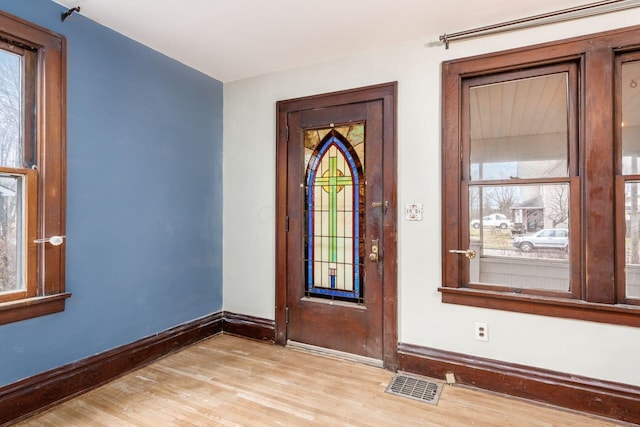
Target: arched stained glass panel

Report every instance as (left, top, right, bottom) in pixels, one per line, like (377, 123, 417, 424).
(305, 127, 364, 302)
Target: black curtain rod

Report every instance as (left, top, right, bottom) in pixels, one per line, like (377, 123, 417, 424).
(439, 0, 640, 48)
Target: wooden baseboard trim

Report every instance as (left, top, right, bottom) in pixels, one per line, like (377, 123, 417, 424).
(0, 312, 223, 426)
(6, 312, 636, 424)
(398, 342, 640, 425)
(223, 311, 275, 342)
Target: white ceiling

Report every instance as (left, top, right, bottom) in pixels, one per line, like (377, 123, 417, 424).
(53, 0, 591, 82)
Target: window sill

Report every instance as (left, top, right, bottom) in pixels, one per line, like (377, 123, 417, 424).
(0, 293, 71, 325)
(439, 287, 640, 327)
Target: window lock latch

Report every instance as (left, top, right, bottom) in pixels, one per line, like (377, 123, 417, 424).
(449, 248, 476, 259)
(33, 235, 66, 246)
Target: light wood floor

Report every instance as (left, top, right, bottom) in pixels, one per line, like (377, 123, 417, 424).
(14, 334, 626, 426)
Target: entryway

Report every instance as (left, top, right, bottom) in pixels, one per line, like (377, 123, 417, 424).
(275, 83, 398, 369)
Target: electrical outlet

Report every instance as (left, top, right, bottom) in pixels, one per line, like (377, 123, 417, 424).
(475, 322, 489, 341)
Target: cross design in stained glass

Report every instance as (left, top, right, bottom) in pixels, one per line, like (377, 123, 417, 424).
(304, 129, 363, 301)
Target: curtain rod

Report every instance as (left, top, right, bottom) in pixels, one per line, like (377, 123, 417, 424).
(439, 0, 640, 48)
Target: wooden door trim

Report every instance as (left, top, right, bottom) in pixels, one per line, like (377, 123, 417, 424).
(275, 82, 398, 370)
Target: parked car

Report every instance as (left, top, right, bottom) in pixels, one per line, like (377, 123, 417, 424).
(512, 228, 569, 252)
(471, 213, 512, 229)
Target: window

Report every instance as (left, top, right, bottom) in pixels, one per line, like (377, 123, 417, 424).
(0, 11, 68, 325)
(441, 24, 640, 327)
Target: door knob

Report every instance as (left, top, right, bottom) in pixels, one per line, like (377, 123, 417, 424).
(369, 239, 379, 262)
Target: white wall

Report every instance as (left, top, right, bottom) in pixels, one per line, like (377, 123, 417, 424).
(224, 10, 640, 386)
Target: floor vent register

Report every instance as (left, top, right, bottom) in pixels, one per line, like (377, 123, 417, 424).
(385, 374, 443, 405)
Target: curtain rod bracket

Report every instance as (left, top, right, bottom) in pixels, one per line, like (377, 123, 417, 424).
(439, 34, 450, 49)
(61, 6, 80, 22)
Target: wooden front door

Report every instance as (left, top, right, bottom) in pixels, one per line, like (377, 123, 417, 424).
(275, 83, 397, 368)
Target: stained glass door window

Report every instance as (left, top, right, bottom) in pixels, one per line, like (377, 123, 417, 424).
(304, 125, 364, 302)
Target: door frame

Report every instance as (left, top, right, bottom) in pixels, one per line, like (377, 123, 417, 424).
(275, 82, 398, 370)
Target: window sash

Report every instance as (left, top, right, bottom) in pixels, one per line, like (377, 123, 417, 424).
(460, 179, 581, 300)
(0, 167, 37, 303)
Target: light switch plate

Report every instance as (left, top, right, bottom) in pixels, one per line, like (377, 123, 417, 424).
(405, 203, 423, 221)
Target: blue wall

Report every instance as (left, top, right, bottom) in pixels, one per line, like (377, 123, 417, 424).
(0, 0, 223, 387)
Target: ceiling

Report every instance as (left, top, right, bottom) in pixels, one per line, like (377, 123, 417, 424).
(53, 0, 595, 82)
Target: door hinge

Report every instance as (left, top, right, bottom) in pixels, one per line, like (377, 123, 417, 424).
(285, 307, 289, 324)
(285, 125, 289, 142)
(285, 216, 290, 232)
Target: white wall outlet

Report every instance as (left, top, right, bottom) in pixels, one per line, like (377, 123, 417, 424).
(475, 322, 489, 341)
(404, 203, 423, 221)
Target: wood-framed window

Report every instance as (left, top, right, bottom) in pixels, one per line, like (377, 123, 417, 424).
(441, 24, 640, 327)
(0, 11, 68, 325)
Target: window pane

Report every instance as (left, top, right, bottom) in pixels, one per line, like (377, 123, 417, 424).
(469, 183, 570, 292)
(0, 49, 23, 168)
(304, 125, 365, 302)
(622, 60, 640, 299)
(0, 174, 24, 293)
(622, 60, 640, 175)
(470, 73, 569, 181)
(625, 182, 640, 298)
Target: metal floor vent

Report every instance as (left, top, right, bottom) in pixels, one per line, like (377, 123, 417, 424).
(385, 374, 443, 405)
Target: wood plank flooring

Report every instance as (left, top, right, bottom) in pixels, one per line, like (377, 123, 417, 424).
(13, 334, 627, 426)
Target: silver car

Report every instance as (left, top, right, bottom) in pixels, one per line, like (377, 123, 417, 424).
(471, 213, 512, 229)
(512, 228, 569, 252)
